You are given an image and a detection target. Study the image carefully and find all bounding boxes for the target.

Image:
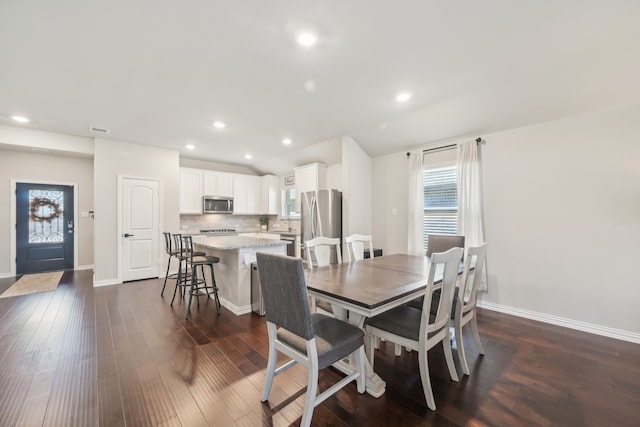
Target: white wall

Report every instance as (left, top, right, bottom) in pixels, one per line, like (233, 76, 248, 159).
(341, 136, 372, 238)
(372, 105, 640, 339)
(93, 138, 180, 285)
(0, 148, 94, 275)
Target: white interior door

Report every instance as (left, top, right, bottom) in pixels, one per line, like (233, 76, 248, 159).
(122, 178, 160, 281)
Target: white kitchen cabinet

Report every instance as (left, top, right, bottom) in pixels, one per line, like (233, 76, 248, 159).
(179, 168, 203, 214)
(260, 175, 280, 215)
(203, 171, 234, 197)
(294, 163, 327, 212)
(233, 174, 260, 214)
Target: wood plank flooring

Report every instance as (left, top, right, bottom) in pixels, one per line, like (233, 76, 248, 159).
(0, 270, 638, 426)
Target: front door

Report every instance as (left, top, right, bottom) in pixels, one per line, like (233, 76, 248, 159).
(16, 183, 75, 274)
(121, 177, 160, 281)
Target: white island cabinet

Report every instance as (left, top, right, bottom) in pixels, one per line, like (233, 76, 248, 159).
(192, 235, 288, 315)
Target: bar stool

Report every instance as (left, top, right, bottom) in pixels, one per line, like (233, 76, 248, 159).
(161, 232, 180, 296)
(170, 233, 205, 303)
(181, 235, 221, 319)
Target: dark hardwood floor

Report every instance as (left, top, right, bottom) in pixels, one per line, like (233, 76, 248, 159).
(0, 270, 638, 426)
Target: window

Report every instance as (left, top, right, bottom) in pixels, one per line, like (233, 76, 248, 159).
(281, 188, 300, 218)
(423, 165, 458, 252)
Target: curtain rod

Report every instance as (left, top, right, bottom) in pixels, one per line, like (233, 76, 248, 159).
(406, 137, 482, 158)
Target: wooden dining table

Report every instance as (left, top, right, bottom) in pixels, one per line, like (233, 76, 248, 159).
(305, 253, 450, 397)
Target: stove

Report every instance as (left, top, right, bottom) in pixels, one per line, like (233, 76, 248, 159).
(200, 228, 238, 236)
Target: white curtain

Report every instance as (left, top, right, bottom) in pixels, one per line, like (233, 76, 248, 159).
(407, 149, 425, 256)
(457, 140, 488, 291)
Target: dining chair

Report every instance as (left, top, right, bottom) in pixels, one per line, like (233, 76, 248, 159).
(256, 252, 365, 427)
(366, 247, 464, 410)
(344, 234, 374, 262)
(304, 236, 342, 269)
(304, 237, 342, 314)
(448, 242, 488, 375)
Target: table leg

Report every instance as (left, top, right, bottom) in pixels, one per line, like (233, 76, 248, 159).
(330, 307, 387, 397)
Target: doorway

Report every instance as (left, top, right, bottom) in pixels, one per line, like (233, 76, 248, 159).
(120, 177, 160, 282)
(16, 182, 75, 274)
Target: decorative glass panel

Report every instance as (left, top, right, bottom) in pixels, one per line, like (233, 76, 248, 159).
(29, 189, 64, 243)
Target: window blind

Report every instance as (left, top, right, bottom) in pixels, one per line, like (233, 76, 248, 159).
(423, 166, 458, 252)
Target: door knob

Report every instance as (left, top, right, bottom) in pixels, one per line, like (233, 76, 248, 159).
(123, 233, 134, 237)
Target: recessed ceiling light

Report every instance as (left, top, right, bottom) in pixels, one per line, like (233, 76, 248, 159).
(244, 154, 253, 159)
(11, 115, 30, 123)
(282, 138, 292, 145)
(213, 121, 226, 129)
(396, 92, 412, 103)
(304, 79, 316, 92)
(297, 31, 317, 47)
(185, 144, 195, 150)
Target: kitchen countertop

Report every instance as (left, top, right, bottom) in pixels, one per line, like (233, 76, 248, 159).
(192, 235, 289, 250)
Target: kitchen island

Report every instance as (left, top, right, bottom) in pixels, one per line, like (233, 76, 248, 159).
(192, 235, 288, 315)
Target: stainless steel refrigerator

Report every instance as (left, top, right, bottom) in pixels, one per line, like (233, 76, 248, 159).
(301, 189, 342, 265)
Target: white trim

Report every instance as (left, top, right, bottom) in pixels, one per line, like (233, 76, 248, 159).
(218, 296, 252, 315)
(94, 278, 122, 287)
(10, 179, 79, 276)
(77, 264, 93, 271)
(478, 301, 640, 344)
(0, 273, 14, 279)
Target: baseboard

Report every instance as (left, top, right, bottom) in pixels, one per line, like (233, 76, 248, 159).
(93, 278, 122, 287)
(218, 296, 252, 315)
(0, 272, 13, 279)
(77, 264, 94, 271)
(477, 300, 640, 344)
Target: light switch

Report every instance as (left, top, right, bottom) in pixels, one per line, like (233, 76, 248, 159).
(81, 211, 89, 218)
(391, 208, 398, 216)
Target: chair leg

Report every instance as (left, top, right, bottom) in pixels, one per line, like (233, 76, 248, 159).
(455, 320, 470, 375)
(418, 346, 436, 411)
(443, 329, 459, 382)
(170, 259, 183, 306)
(186, 265, 196, 319)
(394, 343, 402, 356)
(208, 264, 221, 313)
(301, 362, 318, 427)
(354, 346, 366, 394)
(470, 315, 485, 354)
(161, 255, 172, 296)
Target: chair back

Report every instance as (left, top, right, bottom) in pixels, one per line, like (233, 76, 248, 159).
(172, 233, 184, 255)
(305, 237, 342, 269)
(421, 247, 464, 335)
(163, 232, 172, 255)
(457, 243, 488, 313)
(426, 234, 465, 257)
(345, 234, 373, 262)
(182, 235, 196, 263)
(256, 252, 315, 340)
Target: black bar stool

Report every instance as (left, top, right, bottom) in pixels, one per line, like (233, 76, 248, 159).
(161, 232, 180, 296)
(170, 233, 205, 304)
(181, 235, 221, 319)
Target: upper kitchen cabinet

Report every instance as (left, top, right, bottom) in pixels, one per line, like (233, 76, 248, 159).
(179, 168, 203, 214)
(260, 175, 280, 215)
(203, 171, 233, 197)
(294, 163, 327, 212)
(233, 174, 260, 214)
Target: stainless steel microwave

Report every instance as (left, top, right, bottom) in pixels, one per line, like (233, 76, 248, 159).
(203, 196, 234, 214)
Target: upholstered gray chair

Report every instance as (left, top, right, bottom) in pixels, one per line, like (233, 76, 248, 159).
(366, 247, 464, 411)
(256, 252, 365, 427)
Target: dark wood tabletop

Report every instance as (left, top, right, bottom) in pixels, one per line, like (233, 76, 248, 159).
(305, 253, 443, 318)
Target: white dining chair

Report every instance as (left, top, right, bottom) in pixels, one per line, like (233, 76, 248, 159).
(256, 253, 365, 427)
(304, 237, 342, 314)
(344, 234, 374, 262)
(449, 243, 488, 375)
(304, 236, 342, 269)
(366, 247, 464, 410)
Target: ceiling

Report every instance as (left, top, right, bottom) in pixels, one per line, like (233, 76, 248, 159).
(1, 1, 639, 175)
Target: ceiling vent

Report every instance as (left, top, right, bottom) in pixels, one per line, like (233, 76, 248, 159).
(89, 126, 110, 134)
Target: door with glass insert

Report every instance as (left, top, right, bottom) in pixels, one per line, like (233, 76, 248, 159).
(16, 183, 74, 274)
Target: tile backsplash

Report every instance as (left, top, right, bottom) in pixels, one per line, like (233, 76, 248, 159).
(179, 214, 300, 234)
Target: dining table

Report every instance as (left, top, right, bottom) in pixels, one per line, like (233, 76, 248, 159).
(305, 253, 452, 397)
